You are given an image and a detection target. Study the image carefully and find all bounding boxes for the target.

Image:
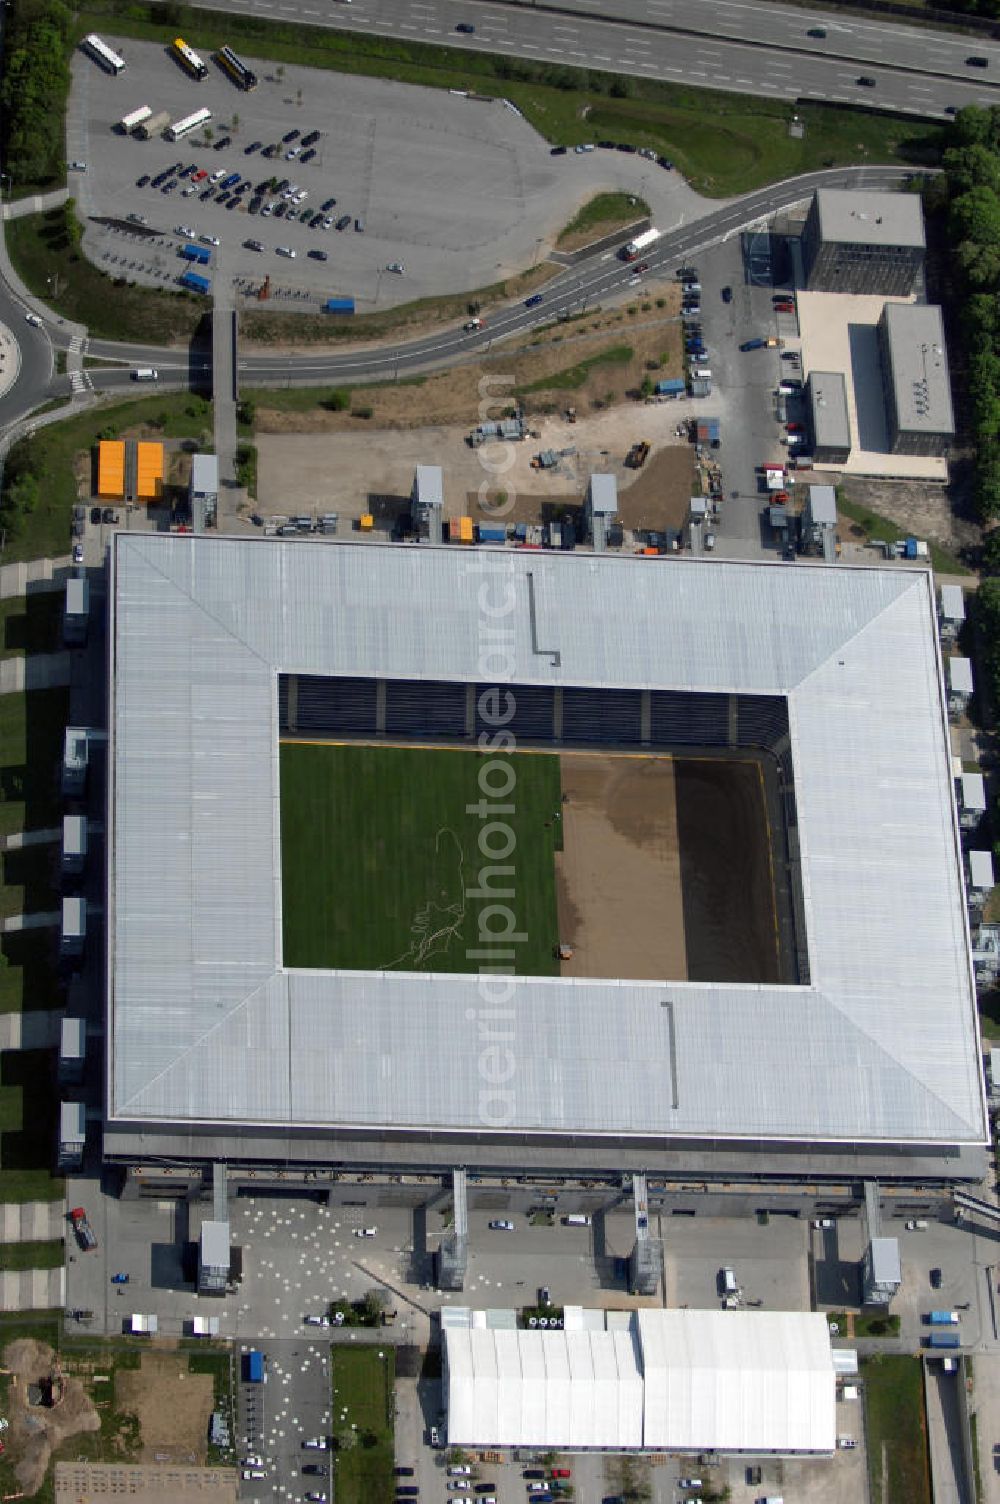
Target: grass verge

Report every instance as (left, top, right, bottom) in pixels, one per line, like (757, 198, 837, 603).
(0, 393, 211, 561)
(837, 495, 972, 577)
(862, 1355, 931, 1504)
(279, 742, 561, 974)
(556, 192, 650, 251)
(331, 1346, 396, 1504)
(518, 343, 633, 395)
(0, 593, 63, 661)
(77, 2, 944, 198)
(0, 1238, 64, 1272)
(0, 1046, 64, 1203)
(235, 442, 257, 497)
(6, 208, 207, 345)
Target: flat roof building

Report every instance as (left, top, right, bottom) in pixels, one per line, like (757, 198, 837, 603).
(806, 372, 851, 465)
(802, 189, 925, 296)
(104, 535, 986, 1180)
(877, 303, 955, 457)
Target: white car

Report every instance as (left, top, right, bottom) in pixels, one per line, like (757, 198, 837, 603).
(241, 1469, 265, 1480)
(69, 160, 87, 170)
(73, 543, 85, 565)
(353, 1226, 377, 1237)
(303, 1314, 331, 1327)
(199, 233, 220, 247)
(175, 225, 195, 238)
(322, 216, 334, 230)
(275, 246, 296, 258)
(488, 1219, 514, 1231)
(210, 168, 226, 181)
(181, 185, 197, 197)
(303, 1437, 328, 1450)
(386, 262, 405, 274)
(813, 1217, 835, 1229)
(305, 1495, 327, 1503)
(574, 142, 595, 152)
(24, 313, 42, 327)
(286, 145, 302, 159)
(449, 1485, 471, 1494)
(243, 1454, 264, 1467)
(294, 190, 309, 204)
(528, 1486, 548, 1495)
(261, 203, 273, 217)
(448, 1466, 472, 1476)
(838, 1436, 857, 1449)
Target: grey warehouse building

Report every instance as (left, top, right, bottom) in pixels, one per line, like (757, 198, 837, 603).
(801, 189, 925, 295)
(806, 372, 852, 465)
(877, 302, 955, 457)
(102, 535, 988, 1204)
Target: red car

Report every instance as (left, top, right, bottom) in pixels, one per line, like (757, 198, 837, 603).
(786, 422, 803, 432)
(774, 301, 795, 313)
(192, 169, 208, 182)
(551, 1468, 571, 1479)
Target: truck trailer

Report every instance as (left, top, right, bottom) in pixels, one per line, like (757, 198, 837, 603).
(245, 1349, 265, 1383)
(926, 1332, 961, 1349)
(180, 270, 211, 295)
(622, 227, 660, 261)
(324, 297, 355, 315)
(927, 1310, 960, 1325)
(655, 378, 686, 398)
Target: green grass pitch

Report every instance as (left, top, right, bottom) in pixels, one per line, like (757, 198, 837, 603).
(279, 742, 562, 975)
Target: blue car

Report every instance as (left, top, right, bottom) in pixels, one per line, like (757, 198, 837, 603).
(525, 294, 544, 309)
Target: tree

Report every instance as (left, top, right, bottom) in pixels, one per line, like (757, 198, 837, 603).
(943, 144, 1000, 198)
(950, 187, 1000, 285)
(335, 1427, 357, 1451)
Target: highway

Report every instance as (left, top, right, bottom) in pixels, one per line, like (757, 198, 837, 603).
(188, 0, 1000, 119)
(56, 163, 912, 393)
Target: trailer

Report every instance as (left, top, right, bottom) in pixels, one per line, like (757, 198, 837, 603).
(181, 244, 211, 265)
(655, 378, 686, 399)
(245, 1350, 265, 1383)
(117, 105, 152, 134)
(927, 1310, 960, 1325)
(926, 1332, 961, 1349)
(324, 297, 355, 315)
(70, 1207, 98, 1251)
(135, 110, 171, 140)
(180, 270, 211, 295)
(622, 227, 660, 261)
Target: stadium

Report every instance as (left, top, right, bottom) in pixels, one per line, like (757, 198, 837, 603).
(104, 533, 987, 1188)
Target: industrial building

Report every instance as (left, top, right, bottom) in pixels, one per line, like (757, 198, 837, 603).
(190, 453, 218, 529)
(443, 1307, 836, 1454)
(877, 302, 955, 457)
(805, 372, 851, 465)
(801, 189, 925, 295)
(102, 535, 986, 1192)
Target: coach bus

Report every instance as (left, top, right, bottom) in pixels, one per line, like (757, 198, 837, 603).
(215, 45, 258, 91)
(172, 37, 208, 81)
(166, 106, 212, 142)
(82, 33, 126, 75)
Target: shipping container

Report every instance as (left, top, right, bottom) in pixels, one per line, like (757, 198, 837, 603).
(246, 1350, 265, 1383)
(180, 270, 211, 295)
(181, 244, 211, 264)
(928, 1310, 960, 1325)
(926, 1332, 961, 1349)
(324, 297, 355, 315)
(655, 378, 686, 397)
(476, 525, 506, 544)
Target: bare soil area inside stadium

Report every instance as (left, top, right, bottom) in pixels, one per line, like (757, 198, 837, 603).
(556, 752, 779, 985)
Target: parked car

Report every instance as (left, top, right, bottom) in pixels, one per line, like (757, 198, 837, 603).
(308, 249, 329, 261)
(275, 245, 296, 258)
(721, 285, 732, 302)
(73, 544, 84, 565)
(245, 140, 262, 154)
(353, 1226, 377, 1237)
(283, 128, 300, 143)
(213, 135, 232, 151)
(136, 174, 150, 188)
(336, 214, 352, 230)
(930, 1267, 943, 1288)
(488, 1219, 515, 1231)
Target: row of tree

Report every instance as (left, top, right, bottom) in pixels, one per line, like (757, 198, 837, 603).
(0, 0, 72, 191)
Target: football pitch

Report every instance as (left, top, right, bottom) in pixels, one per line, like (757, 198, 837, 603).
(279, 741, 562, 974)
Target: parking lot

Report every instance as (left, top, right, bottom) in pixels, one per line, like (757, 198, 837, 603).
(67, 36, 706, 313)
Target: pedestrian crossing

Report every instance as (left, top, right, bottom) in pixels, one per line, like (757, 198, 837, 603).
(69, 370, 93, 394)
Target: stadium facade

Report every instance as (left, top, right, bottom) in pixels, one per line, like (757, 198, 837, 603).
(105, 534, 987, 1191)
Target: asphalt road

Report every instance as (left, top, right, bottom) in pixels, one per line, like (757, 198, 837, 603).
(68, 162, 912, 393)
(188, 0, 1000, 119)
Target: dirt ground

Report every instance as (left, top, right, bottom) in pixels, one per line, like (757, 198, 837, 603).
(838, 475, 979, 565)
(555, 754, 688, 982)
(116, 1352, 215, 1465)
(257, 407, 695, 534)
(3, 1338, 100, 1498)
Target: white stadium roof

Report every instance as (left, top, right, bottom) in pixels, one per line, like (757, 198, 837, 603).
(444, 1309, 835, 1453)
(108, 535, 986, 1147)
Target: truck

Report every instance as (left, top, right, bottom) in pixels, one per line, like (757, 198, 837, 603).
(621, 227, 660, 261)
(69, 1207, 98, 1250)
(118, 105, 153, 134)
(928, 1310, 960, 1325)
(135, 110, 171, 140)
(740, 338, 766, 352)
(476, 525, 507, 544)
(181, 244, 211, 265)
(655, 378, 686, 398)
(926, 1332, 961, 1349)
(180, 270, 211, 295)
(324, 297, 355, 315)
(245, 1349, 265, 1383)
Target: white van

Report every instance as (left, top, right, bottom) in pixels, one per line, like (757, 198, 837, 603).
(564, 1214, 592, 1227)
(722, 1266, 738, 1294)
(131, 368, 158, 381)
(692, 366, 712, 381)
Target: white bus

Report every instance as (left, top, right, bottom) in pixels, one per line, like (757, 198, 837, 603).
(82, 33, 125, 75)
(117, 105, 152, 135)
(621, 227, 660, 261)
(166, 107, 212, 142)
